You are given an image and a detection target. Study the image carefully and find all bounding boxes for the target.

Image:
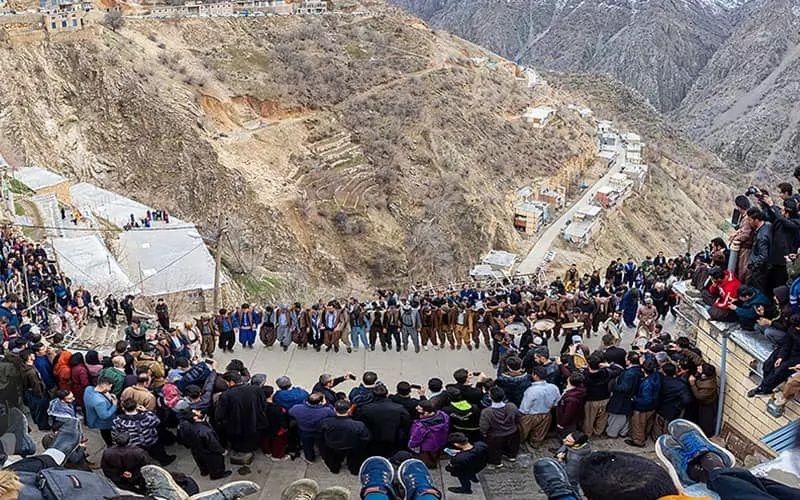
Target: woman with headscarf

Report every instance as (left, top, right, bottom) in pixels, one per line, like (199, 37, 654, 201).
(84, 350, 104, 385)
(69, 352, 90, 409)
(53, 349, 73, 392)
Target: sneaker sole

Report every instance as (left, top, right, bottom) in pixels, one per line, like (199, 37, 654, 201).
(655, 435, 687, 493)
(314, 486, 351, 500)
(667, 419, 736, 468)
(142, 465, 190, 500)
(358, 455, 394, 483)
(189, 481, 261, 500)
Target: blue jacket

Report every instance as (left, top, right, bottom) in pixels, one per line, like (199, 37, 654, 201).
(288, 402, 334, 433)
(0, 305, 19, 328)
(735, 290, 772, 329)
(633, 372, 662, 412)
(34, 355, 55, 390)
(496, 372, 532, 406)
(608, 366, 641, 416)
(84, 386, 118, 430)
(274, 387, 310, 410)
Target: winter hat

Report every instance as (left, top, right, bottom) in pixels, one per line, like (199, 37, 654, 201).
(784, 198, 799, 214)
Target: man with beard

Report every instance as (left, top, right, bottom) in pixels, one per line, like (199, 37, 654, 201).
(215, 371, 268, 455)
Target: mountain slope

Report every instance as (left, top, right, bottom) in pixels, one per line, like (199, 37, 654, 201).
(390, 0, 737, 112)
(0, 10, 725, 297)
(675, 0, 800, 179)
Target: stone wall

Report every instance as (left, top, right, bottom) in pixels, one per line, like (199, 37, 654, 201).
(674, 283, 800, 463)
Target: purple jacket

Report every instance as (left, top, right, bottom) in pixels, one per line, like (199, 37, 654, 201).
(408, 411, 450, 453)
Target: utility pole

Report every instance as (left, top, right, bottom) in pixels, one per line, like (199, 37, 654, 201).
(213, 214, 229, 311)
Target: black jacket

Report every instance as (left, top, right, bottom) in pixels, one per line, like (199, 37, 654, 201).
(445, 383, 484, 406)
(101, 445, 148, 489)
(763, 205, 800, 266)
(657, 376, 693, 421)
(215, 384, 268, 436)
(320, 416, 371, 450)
(603, 347, 627, 367)
(179, 419, 225, 455)
(354, 397, 411, 445)
(441, 400, 481, 432)
(389, 394, 425, 418)
(446, 442, 489, 477)
(312, 376, 346, 406)
(608, 366, 641, 416)
(582, 365, 622, 402)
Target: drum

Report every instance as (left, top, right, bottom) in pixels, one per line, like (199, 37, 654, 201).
(506, 322, 527, 336)
(561, 321, 584, 332)
(533, 319, 556, 332)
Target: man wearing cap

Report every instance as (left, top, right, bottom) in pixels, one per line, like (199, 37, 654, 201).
(234, 303, 258, 350)
(399, 298, 422, 353)
(636, 297, 658, 334)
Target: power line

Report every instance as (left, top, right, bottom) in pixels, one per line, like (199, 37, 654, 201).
(15, 222, 211, 234)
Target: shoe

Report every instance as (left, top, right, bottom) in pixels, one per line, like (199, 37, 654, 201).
(142, 465, 191, 500)
(467, 345, 473, 351)
(533, 458, 579, 499)
(403, 344, 408, 351)
(398, 458, 441, 500)
(359, 456, 395, 499)
(315, 345, 321, 352)
(656, 435, 693, 490)
(160, 454, 178, 466)
(346, 347, 352, 353)
(624, 439, 645, 448)
(423, 345, 429, 351)
(7, 407, 37, 456)
(447, 487, 472, 494)
(271, 455, 289, 461)
(315, 486, 351, 500)
(415, 346, 420, 353)
(382, 345, 386, 352)
(747, 387, 764, 398)
(283, 345, 289, 352)
(667, 419, 735, 468)
(49, 416, 81, 462)
(396, 346, 401, 352)
(507, 457, 516, 462)
(189, 480, 260, 500)
(210, 470, 233, 480)
(490, 463, 504, 469)
(325, 346, 332, 352)
(281, 478, 319, 500)
(334, 345, 339, 353)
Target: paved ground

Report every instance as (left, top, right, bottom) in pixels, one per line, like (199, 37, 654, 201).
(49, 314, 675, 500)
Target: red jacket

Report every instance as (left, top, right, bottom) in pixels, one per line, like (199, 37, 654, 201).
(708, 271, 741, 308)
(557, 386, 586, 432)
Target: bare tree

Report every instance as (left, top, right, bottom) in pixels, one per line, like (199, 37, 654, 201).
(103, 10, 125, 33)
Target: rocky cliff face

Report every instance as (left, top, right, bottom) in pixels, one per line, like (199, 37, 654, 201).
(675, 0, 800, 180)
(391, 0, 738, 112)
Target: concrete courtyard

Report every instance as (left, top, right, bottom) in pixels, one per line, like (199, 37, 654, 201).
(65, 315, 679, 500)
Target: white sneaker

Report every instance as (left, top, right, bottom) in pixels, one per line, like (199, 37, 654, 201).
(423, 345, 429, 351)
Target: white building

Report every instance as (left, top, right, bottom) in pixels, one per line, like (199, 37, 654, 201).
(623, 132, 644, 164)
(523, 106, 556, 128)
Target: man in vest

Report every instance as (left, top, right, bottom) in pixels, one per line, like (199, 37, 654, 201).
(215, 309, 236, 353)
(235, 303, 257, 350)
(399, 299, 421, 353)
(197, 314, 218, 358)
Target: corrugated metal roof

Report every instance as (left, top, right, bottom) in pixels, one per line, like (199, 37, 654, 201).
(761, 420, 800, 453)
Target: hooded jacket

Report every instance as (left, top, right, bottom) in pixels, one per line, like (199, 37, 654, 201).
(634, 372, 662, 412)
(479, 402, 520, 438)
(496, 370, 532, 406)
(442, 400, 481, 432)
(408, 410, 450, 452)
(735, 288, 773, 330)
(556, 386, 586, 431)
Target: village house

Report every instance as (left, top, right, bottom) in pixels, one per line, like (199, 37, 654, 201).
(598, 149, 617, 167)
(562, 205, 602, 247)
(514, 200, 551, 233)
(623, 132, 644, 164)
(293, 0, 326, 14)
(480, 250, 517, 275)
(11, 166, 71, 203)
(522, 106, 555, 128)
(622, 163, 648, 191)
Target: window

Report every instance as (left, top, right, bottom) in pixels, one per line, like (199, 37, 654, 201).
(72, 18, 77, 26)
(51, 22, 56, 29)
(61, 20, 67, 28)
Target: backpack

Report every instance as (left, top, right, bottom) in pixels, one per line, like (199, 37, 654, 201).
(789, 276, 800, 315)
(38, 468, 117, 500)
